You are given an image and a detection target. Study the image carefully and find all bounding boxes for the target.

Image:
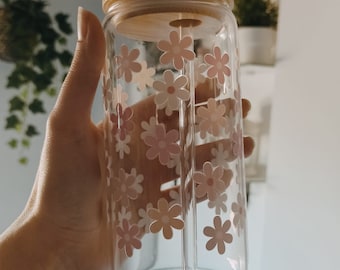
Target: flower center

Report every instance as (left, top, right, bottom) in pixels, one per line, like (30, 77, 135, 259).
(121, 183, 127, 192)
(216, 61, 223, 70)
(161, 215, 170, 224)
(122, 59, 130, 69)
(215, 230, 224, 240)
(173, 45, 181, 55)
(124, 233, 131, 242)
(167, 86, 176, 94)
(207, 178, 214, 186)
(210, 112, 219, 122)
(158, 141, 167, 149)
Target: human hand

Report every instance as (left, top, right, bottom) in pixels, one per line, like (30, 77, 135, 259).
(0, 8, 254, 270)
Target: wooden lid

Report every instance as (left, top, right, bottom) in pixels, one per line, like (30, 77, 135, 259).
(102, 0, 234, 41)
(103, 0, 234, 13)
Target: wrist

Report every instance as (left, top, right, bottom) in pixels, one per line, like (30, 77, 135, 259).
(0, 213, 67, 270)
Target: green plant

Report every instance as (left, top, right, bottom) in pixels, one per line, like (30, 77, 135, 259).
(0, 0, 73, 164)
(233, 0, 279, 28)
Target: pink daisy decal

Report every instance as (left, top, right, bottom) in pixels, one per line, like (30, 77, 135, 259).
(112, 84, 129, 111)
(140, 116, 157, 140)
(144, 124, 180, 166)
(117, 219, 142, 257)
(158, 31, 195, 70)
(208, 193, 228, 215)
(233, 87, 242, 115)
(132, 60, 155, 91)
(204, 46, 231, 84)
(153, 70, 189, 116)
(231, 192, 246, 236)
(118, 207, 132, 225)
(116, 45, 142, 83)
(148, 198, 184, 239)
(110, 104, 134, 140)
(204, 216, 233, 255)
(113, 168, 143, 207)
(115, 133, 131, 159)
(197, 98, 230, 139)
(231, 124, 243, 158)
(102, 77, 112, 111)
(193, 162, 226, 202)
(137, 203, 153, 233)
(211, 143, 231, 169)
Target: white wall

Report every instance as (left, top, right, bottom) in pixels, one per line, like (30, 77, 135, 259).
(0, 0, 103, 232)
(253, 0, 340, 269)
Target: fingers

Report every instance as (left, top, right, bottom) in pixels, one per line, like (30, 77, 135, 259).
(242, 99, 251, 119)
(132, 90, 250, 133)
(243, 136, 255, 158)
(50, 8, 105, 129)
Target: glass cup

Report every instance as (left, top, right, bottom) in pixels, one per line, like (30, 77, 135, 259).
(102, 1, 248, 269)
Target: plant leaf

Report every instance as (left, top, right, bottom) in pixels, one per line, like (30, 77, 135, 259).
(28, 98, 46, 114)
(55, 13, 73, 35)
(19, 157, 28, 165)
(47, 87, 57, 97)
(25, 125, 39, 137)
(5, 115, 21, 129)
(22, 139, 30, 148)
(9, 96, 25, 112)
(8, 139, 18, 149)
(58, 50, 73, 67)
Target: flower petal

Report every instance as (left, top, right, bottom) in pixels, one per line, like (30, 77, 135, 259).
(206, 238, 217, 251)
(163, 224, 173, 239)
(203, 226, 215, 237)
(217, 241, 226, 254)
(148, 208, 161, 220)
(150, 221, 163, 234)
(171, 218, 184, 230)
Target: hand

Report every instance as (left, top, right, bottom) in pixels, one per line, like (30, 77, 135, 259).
(0, 8, 254, 270)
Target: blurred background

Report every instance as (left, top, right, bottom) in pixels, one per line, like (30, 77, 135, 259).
(1, 1, 340, 270)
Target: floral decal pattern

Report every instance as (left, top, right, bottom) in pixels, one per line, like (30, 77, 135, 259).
(208, 192, 228, 215)
(204, 216, 233, 255)
(144, 124, 180, 165)
(231, 124, 243, 159)
(132, 60, 155, 91)
(197, 98, 230, 139)
(113, 168, 143, 207)
(102, 30, 246, 259)
(110, 104, 134, 140)
(153, 70, 189, 116)
(115, 134, 131, 159)
(211, 143, 232, 169)
(148, 198, 184, 239)
(231, 192, 246, 236)
(158, 31, 195, 70)
(204, 46, 231, 85)
(117, 219, 142, 257)
(112, 84, 129, 110)
(116, 45, 142, 83)
(193, 161, 226, 202)
(137, 203, 153, 233)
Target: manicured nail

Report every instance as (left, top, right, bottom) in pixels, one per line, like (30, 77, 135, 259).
(77, 7, 87, 41)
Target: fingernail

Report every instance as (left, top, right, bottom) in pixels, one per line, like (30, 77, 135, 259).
(77, 7, 87, 41)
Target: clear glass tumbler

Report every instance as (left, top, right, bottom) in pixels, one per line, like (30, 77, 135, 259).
(102, 1, 247, 269)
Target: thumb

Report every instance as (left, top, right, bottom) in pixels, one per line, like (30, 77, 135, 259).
(51, 7, 105, 127)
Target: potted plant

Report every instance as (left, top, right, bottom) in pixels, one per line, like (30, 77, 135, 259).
(233, 0, 279, 65)
(0, 0, 73, 164)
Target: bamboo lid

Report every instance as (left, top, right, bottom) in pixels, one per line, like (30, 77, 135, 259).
(102, 0, 234, 41)
(102, 0, 234, 13)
